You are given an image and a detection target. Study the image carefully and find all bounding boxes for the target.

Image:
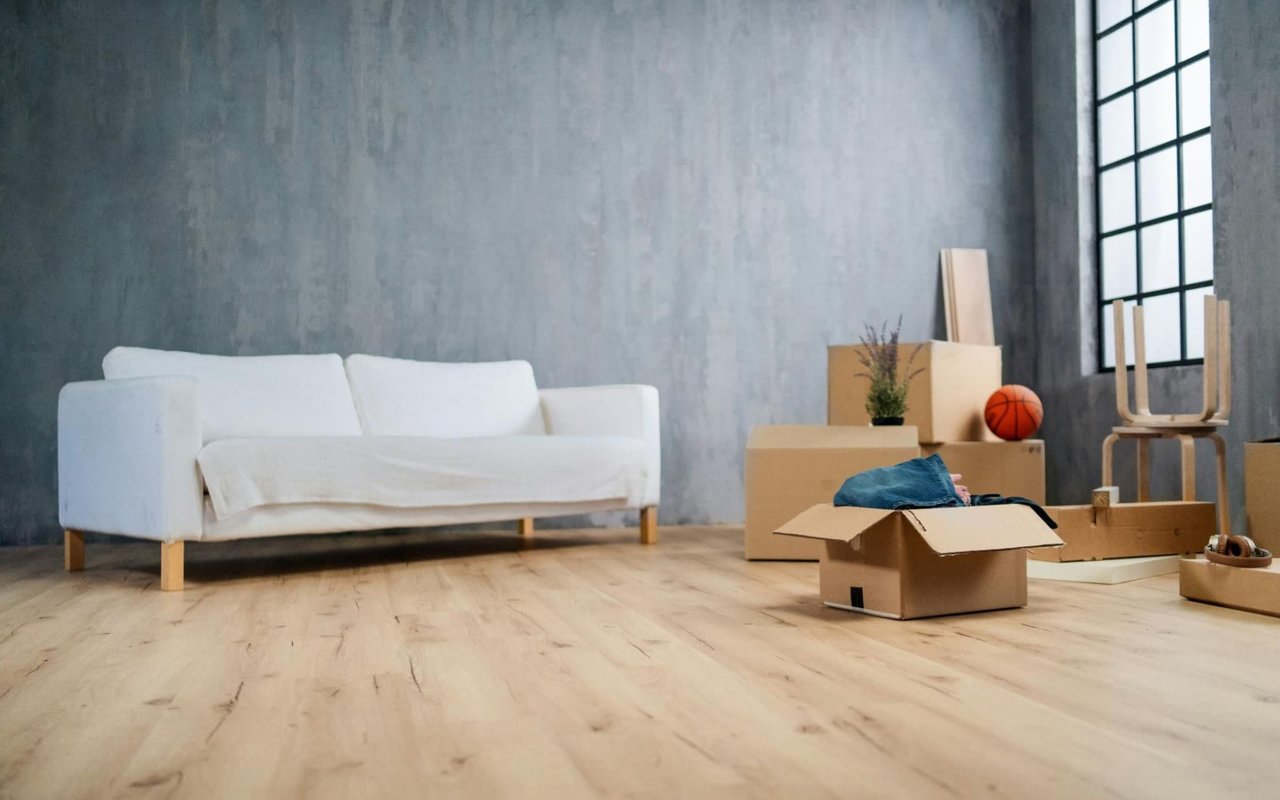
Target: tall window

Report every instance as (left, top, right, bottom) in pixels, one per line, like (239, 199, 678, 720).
(1095, 0, 1212, 369)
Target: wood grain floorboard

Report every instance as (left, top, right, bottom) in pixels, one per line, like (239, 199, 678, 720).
(1, 525, 1277, 799)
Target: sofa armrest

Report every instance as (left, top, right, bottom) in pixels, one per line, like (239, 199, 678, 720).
(540, 385, 661, 507)
(58, 377, 204, 542)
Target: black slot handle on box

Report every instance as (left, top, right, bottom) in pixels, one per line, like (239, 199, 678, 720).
(849, 587, 865, 608)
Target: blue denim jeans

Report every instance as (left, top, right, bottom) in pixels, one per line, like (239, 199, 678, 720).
(832, 454, 963, 510)
(833, 453, 1058, 528)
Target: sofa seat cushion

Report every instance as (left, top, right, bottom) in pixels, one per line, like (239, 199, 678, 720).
(344, 355, 546, 437)
(103, 347, 361, 443)
(197, 435, 648, 520)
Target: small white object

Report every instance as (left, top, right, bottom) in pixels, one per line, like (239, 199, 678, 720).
(1094, 485, 1120, 505)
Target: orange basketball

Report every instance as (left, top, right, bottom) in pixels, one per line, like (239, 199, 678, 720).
(984, 385, 1043, 441)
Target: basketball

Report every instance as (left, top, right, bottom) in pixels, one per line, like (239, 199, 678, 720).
(984, 384, 1043, 441)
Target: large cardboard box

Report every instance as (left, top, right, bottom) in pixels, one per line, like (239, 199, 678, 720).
(1180, 557, 1280, 618)
(923, 441, 1046, 503)
(828, 341, 1002, 444)
(1244, 439, 1280, 555)
(1031, 501, 1214, 562)
(775, 504, 1063, 619)
(744, 425, 919, 560)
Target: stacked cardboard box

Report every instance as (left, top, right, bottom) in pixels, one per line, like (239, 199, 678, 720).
(744, 426, 919, 560)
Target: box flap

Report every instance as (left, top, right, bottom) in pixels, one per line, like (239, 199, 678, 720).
(900, 505, 1064, 554)
(774, 504, 896, 543)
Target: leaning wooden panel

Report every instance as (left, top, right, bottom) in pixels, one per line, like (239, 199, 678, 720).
(940, 248, 995, 346)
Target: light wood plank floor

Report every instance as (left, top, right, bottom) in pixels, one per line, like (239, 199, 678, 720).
(1, 525, 1278, 799)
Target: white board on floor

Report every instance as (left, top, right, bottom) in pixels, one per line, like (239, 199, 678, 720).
(1026, 555, 1183, 585)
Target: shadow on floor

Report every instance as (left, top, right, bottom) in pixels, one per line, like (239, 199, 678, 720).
(74, 527, 631, 588)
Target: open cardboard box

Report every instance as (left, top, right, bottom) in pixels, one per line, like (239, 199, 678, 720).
(744, 425, 920, 560)
(1032, 501, 1214, 562)
(1180, 556, 1280, 618)
(776, 504, 1063, 619)
(828, 340, 1001, 444)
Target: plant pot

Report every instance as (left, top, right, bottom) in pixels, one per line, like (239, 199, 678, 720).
(871, 416, 905, 426)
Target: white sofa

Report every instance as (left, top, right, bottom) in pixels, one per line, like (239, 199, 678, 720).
(58, 348, 660, 590)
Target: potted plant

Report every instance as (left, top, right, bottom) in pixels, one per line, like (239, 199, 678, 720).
(854, 316, 923, 426)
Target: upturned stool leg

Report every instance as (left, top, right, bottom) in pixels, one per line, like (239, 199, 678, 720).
(1178, 434, 1197, 501)
(1136, 438, 1151, 502)
(1211, 433, 1230, 535)
(1102, 433, 1119, 487)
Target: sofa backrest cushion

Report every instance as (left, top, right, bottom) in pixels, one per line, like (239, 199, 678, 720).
(344, 355, 547, 437)
(102, 347, 362, 443)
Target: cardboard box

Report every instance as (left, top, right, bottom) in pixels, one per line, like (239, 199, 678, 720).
(828, 340, 1002, 444)
(1245, 439, 1280, 555)
(775, 504, 1063, 619)
(1032, 501, 1214, 562)
(923, 441, 1046, 503)
(745, 425, 919, 560)
(1180, 557, 1280, 618)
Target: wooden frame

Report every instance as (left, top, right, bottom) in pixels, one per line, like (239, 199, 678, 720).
(517, 518, 534, 537)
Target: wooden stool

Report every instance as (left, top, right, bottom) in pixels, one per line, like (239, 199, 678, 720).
(1103, 296, 1231, 534)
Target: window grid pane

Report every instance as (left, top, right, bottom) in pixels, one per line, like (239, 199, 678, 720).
(1093, 0, 1212, 370)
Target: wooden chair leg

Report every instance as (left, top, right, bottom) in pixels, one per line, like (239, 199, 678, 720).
(639, 506, 658, 545)
(1101, 433, 1119, 487)
(1177, 434, 1197, 501)
(517, 518, 534, 537)
(160, 541, 184, 591)
(1211, 433, 1230, 536)
(1136, 438, 1151, 502)
(64, 530, 85, 572)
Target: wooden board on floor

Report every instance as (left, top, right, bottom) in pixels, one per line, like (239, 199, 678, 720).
(2, 526, 1279, 798)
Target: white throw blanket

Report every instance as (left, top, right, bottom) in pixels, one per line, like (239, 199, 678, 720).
(197, 435, 648, 519)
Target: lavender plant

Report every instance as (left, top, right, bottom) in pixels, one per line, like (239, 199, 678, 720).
(854, 316, 924, 420)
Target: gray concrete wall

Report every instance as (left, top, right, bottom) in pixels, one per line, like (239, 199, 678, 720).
(1031, 0, 1280, 530)
(0, 0, 1033, 545)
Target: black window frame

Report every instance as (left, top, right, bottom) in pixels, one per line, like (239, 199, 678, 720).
(1093, 0, 1212, 372)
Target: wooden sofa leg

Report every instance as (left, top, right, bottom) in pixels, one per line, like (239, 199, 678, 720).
(160, 541, 185, 591)
(639, 506, 658, 545)
(517, 518, 534, 537)
(64, 530, 85, 572)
